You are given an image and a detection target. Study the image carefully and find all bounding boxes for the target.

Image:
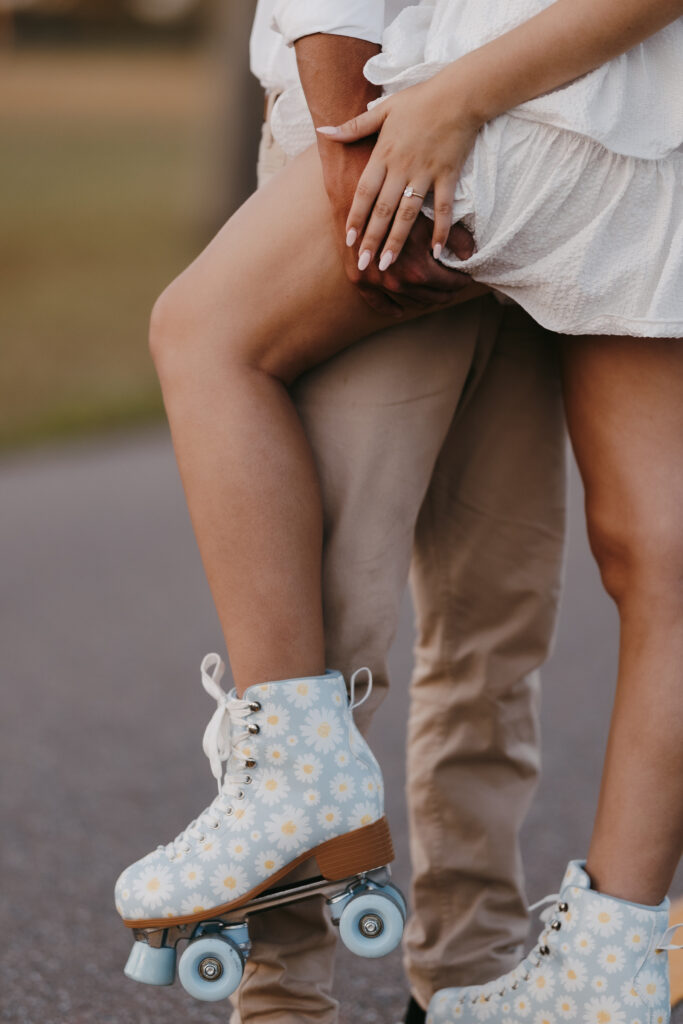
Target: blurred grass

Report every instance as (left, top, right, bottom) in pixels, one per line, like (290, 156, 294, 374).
(0, 49, 214, 450)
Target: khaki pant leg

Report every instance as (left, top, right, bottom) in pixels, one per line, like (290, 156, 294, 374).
(231, 93, 498, 1024)
(403, 308, 567, 1009)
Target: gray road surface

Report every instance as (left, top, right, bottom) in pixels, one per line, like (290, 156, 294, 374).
(1, 430, 681, 1024)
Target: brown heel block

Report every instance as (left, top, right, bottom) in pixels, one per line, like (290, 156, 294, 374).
(314, 816, 395, 881)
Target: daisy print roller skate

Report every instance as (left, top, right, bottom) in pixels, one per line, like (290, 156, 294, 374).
(115, 654, 406, 1002)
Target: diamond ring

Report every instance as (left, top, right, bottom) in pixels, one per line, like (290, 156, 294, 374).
(402, 185, 426, 200)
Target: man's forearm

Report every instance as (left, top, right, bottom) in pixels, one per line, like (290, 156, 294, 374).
(293, 33, 382, 130)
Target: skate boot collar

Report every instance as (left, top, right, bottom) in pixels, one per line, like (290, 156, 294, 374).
(559, 859, 670, 914)
(240, 665, 373, 711)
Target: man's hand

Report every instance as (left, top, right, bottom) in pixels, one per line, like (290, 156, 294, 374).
(294, 33, 474, 317)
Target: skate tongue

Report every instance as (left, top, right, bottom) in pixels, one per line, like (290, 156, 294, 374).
(560, 860, 591, 893)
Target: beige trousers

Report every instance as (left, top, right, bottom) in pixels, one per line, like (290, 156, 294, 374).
(229, 90, 567, 1023)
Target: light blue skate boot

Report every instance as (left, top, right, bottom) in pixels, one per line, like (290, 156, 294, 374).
(427, 860, 683, 1024)
(115, 653, 405, 1000)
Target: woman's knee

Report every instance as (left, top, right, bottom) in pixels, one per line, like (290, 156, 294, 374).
(148, 272, 293, 389)
(586, 497, 683, 608)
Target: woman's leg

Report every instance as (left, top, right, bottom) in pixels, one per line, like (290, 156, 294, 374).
(562, 335, 683, 905)
(150, 141, 483, 694)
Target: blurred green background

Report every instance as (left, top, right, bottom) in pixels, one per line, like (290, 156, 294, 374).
(0, 0, 260, 450)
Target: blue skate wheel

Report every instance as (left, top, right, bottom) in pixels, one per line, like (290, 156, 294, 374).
(124, 940, 176, 986)
(338, 891, 405, 958)
(178, 935, 244, 1001)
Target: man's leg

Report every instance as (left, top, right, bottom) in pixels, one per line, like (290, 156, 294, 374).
(230, 96, 501, 1024)
(404, 306, 567, 1010)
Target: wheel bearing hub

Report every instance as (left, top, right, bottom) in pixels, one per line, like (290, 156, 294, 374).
(198, 956, 223, 981)
(359, 913, 384, 938)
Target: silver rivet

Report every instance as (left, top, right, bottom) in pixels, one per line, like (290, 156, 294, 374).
(558, 902, 569, 913)
(248, 723, 260, 735)
(551, 920, 561, 931)
(539, 945, 550, 956)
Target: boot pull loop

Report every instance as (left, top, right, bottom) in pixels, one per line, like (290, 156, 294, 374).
(656, 922, 683, 951)
(349, 667, 373, 711)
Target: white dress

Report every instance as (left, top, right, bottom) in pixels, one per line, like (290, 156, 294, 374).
(271, 0, 683, 338)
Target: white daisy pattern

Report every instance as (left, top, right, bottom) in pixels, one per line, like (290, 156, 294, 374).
(264, 806, 312, 851)
(586, 903, 623, 938)
(293, 753, 322, 784)
(209, 863, 250, 902)
(347, 801, 377, 830)
(262, 704, 290, 737)
(114, 665, 386, 924)
(132, 863, 174, 909)
(255, 849, 284, 879)
(532, 969, 555, 1002)
(257, 768, 290, 806)
(180, 892, 211, 915)
(318, 804, 342, 830)
(426, 860, 675, 1024)
(582, 996, 625, 1024)
(301, 708, 343, 753)
(266, 743, 287, 765)
(556, 996, 578, 1019)
(635, 970, 662, 1006)
(562, 960, 588, 992)
(227, 837, 249, 860)
(533, 1009, 555, 1024)
(286, 678, 319, 709)
(180, 862, 204, 888)
(574, 932, 595, 956)
(330, 772, 355, 802)
(599, 947, 625, 974)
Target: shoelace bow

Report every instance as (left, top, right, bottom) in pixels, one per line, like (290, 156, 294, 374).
(459, 893, 567, 1004)
(161, 653, 256, 859)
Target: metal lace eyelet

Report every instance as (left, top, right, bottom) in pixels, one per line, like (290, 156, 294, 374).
(523, 973, 530, 981)
(236, 790, 245, 800)
(248, 723, 260, 734)
(551, 920, 561, 931)
(197, 835, 206, 843)
(558, 901, 569, 913)
(484, 995, 491, 1002)
(249, 701, 261, 712)
(225, 807, 234, 816)
(243, 775, 252, 785)
(539, 945, 550, 956)
(208, 820, 219, 830)
(498, 990, 506, 997)
(245, 758, 256, 768)
(511, 983, 519, 991)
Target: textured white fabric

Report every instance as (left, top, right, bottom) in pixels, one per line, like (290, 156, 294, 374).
(270, 0, 385, 49)
(268, 0, 683, 337)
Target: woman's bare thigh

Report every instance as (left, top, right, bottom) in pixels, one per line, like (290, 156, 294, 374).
(166, 143, 485, 382)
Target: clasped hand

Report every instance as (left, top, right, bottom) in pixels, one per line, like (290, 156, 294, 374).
(317, 72, 480, 315)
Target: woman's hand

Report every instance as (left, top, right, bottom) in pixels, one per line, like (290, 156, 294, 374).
(317, 73, 481, 272)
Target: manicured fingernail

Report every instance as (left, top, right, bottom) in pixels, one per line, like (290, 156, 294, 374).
(358, 250, 372, 271)
(316, 126, 338, 136)
(346, 228, 357, 247)
(433, 243, 442, 259)
(378, 250, 393, 272)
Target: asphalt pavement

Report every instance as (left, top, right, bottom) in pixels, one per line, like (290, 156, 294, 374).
(1, 429, 681, 1024)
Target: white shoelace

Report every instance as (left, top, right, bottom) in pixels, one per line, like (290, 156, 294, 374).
(161, 653, 256, 860)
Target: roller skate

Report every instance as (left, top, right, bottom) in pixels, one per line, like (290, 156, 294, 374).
(115, 653, 405, 1002)
(427, 860, 683, 1024)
